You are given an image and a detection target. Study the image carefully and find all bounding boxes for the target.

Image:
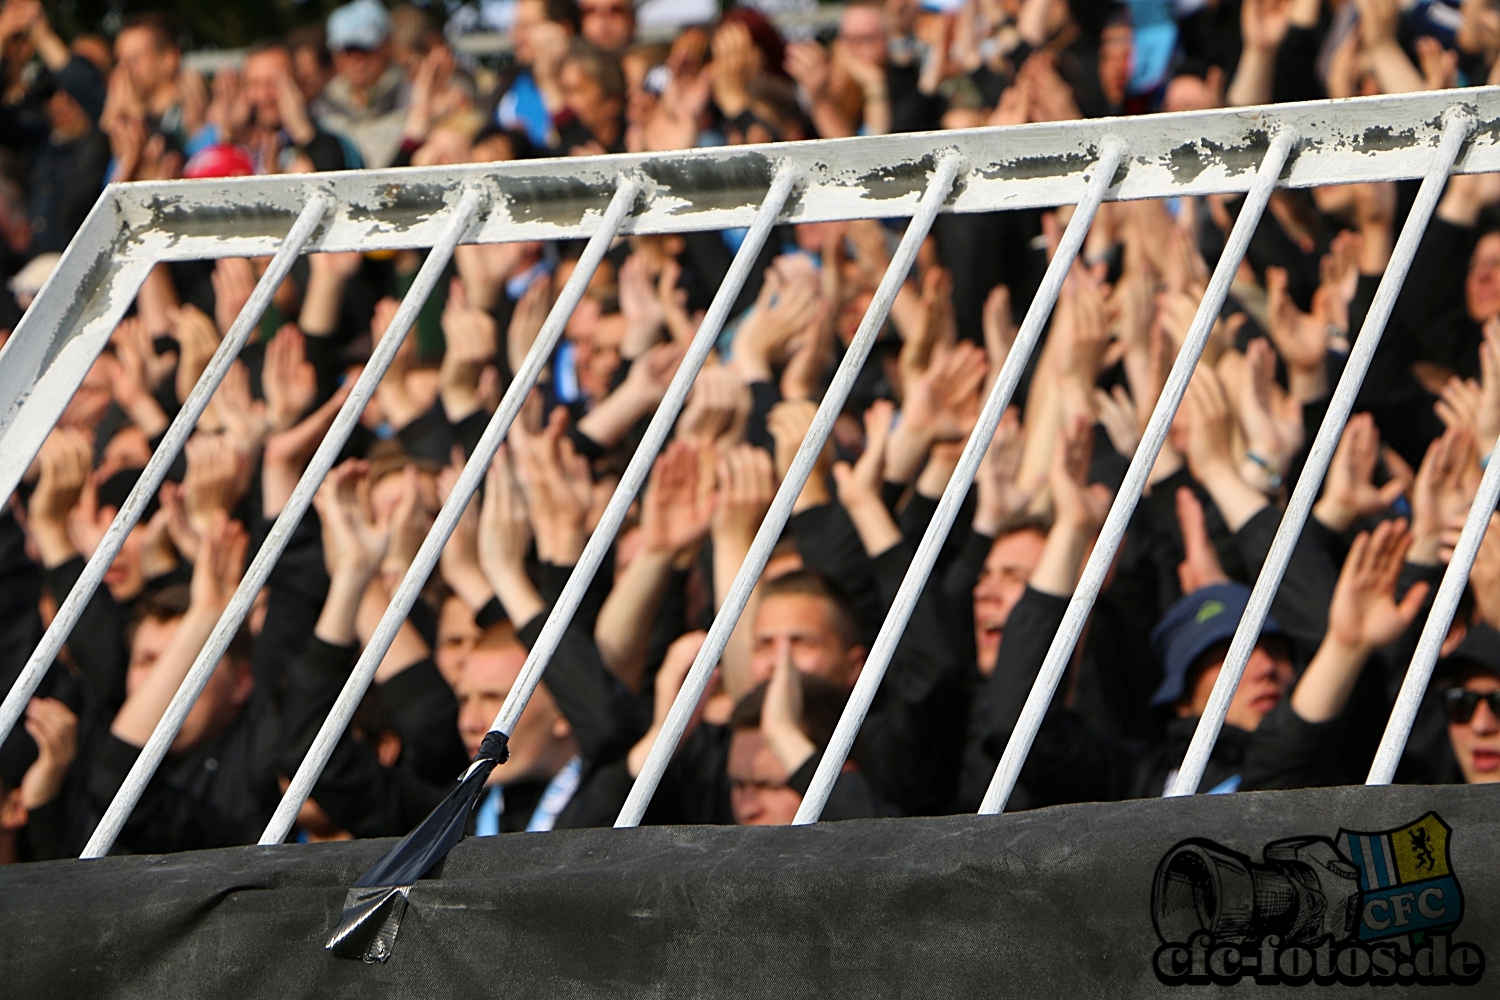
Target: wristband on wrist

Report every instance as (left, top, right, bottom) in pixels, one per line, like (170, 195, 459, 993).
(1244, 450, 1284, 491)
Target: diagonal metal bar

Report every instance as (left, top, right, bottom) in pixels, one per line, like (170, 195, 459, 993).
(80, 186, 486, 859)
(0, 193, 152, 506)
(795, 137, 1129, 824)
(259, 177, 641, 845)
(978, 130, 1297, 816)
(1368, 430, 1500, 784)
(1166, 108, 1475, 798)
(0, 195, 333, 748)
(477, 166, 800, 750)
(616, 152, 966, 829)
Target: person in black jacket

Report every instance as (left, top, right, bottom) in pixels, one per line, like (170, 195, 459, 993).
(86, 517, 278, 854)
(965, 406, 1308, 806)
(468, 437, 638, 831)
(274, 458, 466, 841)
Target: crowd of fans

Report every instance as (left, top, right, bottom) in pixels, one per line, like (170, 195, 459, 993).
(1, 0, 1500, 862)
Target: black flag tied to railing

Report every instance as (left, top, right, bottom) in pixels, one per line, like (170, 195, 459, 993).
(326, 731, 509, 961)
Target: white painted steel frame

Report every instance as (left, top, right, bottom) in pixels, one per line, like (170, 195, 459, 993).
(0, 90, 1489, 857)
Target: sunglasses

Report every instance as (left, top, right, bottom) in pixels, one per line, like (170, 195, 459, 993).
(1444, 687, 1500, 724)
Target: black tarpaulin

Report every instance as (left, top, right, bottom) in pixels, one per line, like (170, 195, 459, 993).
(3, 784, 1498, 997)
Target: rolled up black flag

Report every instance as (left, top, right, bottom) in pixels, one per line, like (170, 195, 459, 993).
(326, 731, 508, 960)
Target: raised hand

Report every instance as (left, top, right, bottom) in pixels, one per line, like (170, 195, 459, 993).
(973, 406, 1032, 536)
(20, 697, 77, 810)
(677, 362, 751, 450)
(172, 305, 222, 407)
(761, 644, 816, 774)
(211, 257, 257, 338)
(263, 324, 317, 432)
(109, 317, 169, 437)
(182, 432, 246, 540)
(1314, 413, 1412, 532)
(732, 255, 821, 383)
(767, 399, 834, 513)
(1220, 338, 1304, 489)
(510, 405, 593, 565)
(641, 440, 716, 556)
(478, 444, 545, 625)
(1266, 266, 1333, 402)
(190, 511, 248, 615)
(618, 252, 666, 359)
(28, 427, 92, 567)
(832, 399, 902, 556)
(711, 443, 776, 556)
(313, 459, 388, 586)
(440, 278, 499, 423)
(1410, 424, 1481, 565)
(1176, 486, 1230, 593)
(506, 272, 553, 375)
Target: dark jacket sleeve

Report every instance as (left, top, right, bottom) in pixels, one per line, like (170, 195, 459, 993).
(278, 638, 457, 838)
(789, 502, 884, 635)
(516, 612, 632, 766)
(86, 735, 244, 853)
(1232, 504, 1340, 654)
(45, 557, 128, 714)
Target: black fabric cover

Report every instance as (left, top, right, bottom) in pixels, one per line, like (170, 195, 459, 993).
(3, 784, 1498, 996)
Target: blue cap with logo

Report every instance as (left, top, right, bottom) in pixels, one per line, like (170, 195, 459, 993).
(1149, 582, 1284, 707)
(327, 0, 391, 51)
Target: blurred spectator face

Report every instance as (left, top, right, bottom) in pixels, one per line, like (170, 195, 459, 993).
(333, 44, 391, 93)
(114, 26, 178, 100)
(513, 0, 558, 68)
(127, 615, 253, 753)
(1161, 70, 1223, 113)
(750, 594, 865, 690)
(1447, 674, 1500, 784)
(885, 0, 919, 38)
(456, 643, 575, 784)
(839, 6, 887, 67)
(580, 0, 634, 55)
(291, 44, 334, 102)
(727, 728, 801, 825)
(435, 594, 481, 689)
(1180, 638, 1294, 732)
(1466, 232, 1500, 323)
(72, 35, 114, 76)
(972, 528, 1046, 677)
(244, 48, 295, 131)
(60, 354, 114, 429)
(369, 466, 439, 523)
(560, 58, 624, 144)
(45, 89, 91, 139)
(1097, 23, 1133, 108)
(104, 523, 150, 602)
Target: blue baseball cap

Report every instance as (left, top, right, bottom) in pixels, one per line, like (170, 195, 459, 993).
(327, 0, 390, 51)
(1149, 583, 1284, 707)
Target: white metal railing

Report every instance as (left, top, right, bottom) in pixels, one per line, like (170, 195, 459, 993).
(2, 89, 1498, 859)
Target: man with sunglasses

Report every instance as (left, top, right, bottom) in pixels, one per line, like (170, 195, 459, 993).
(1241, 519, 1500, 789)
(1439, 630, 1500, 784)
